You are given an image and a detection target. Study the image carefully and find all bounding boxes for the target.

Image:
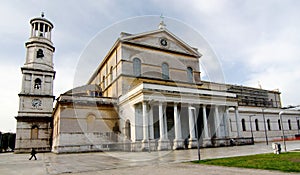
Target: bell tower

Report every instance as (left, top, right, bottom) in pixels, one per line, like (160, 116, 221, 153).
(15, 13, 55, 153)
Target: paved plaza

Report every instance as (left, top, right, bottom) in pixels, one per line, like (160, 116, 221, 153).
(0, 141, 299, 175)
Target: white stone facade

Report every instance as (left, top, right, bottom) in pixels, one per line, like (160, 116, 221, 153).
(52, 92, 119, 153)
(52, 21, 300, 153)
(15, 15, 55, 153)
(16, 16, 300, 153)
(228, 107, 300, 142)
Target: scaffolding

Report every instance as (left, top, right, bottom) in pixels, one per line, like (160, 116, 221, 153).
(227, 85, 281, 108)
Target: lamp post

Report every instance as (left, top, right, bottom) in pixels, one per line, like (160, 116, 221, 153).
(296, 117, 300, 134)
(249, 115, 255, 143)
(148, 114, 151, 153)
(279, 105, 300, 152)
(262, 108, 269, 145)
(279, 111, 287, 152)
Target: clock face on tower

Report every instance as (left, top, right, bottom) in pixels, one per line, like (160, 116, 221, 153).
(32, 99, 42, 108)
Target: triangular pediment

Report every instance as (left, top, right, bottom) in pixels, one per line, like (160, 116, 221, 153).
(120, 29, 201, 57)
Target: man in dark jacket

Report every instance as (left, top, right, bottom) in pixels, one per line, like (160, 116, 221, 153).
(29, 148, 37, 160)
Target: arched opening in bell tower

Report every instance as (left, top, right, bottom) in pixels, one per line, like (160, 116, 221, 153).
(34, 78, 42, 89)
(36, 49, 44, 58)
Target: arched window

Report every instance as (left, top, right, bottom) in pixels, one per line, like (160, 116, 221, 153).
(255, 119, 259, 131)
(278, 119, 281, 130)
(125, 120, 131, 140)
(162, 63, 169, 80)
(187, 67, 193, 83)
(288, 119, 292, 130)
(86, 115, 96, 132)
(112, 122, 120, 142)
(110, 66, 113, 82)
(36, 49, 44, 58)
(31, 125, 39, 139)
(102, 76, 106, 88)
(297, 120, 300, 130)
(133, 58, 141, 77)
(34, 78, 42, 89)
(241, 118, 246, 131)
(267, 119, 271, 131)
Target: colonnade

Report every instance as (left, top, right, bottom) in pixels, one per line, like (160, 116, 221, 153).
(136, 101, 240, 150)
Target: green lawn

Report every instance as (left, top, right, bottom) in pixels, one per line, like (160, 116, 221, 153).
(193, 152, 300, 173)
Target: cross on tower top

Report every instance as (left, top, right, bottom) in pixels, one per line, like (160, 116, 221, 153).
(160, 14, 164, 21)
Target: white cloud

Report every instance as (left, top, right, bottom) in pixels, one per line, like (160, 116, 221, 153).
(181, 0, 300, 106)
(243, 33, 300, 105)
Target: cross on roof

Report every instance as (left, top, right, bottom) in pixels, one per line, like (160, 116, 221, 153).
(158, 14, 166, 29)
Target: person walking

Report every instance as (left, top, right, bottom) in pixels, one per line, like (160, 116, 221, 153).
(29, 148, 37, 160)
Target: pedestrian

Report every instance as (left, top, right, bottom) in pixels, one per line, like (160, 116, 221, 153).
(184, 138, 188, 149)
(230, 139, 235, 146)
(29, 148, 37, 160)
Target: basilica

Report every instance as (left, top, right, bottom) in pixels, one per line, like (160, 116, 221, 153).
(15, 15, 300, 153)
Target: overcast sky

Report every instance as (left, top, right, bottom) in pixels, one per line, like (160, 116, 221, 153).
(1, 0, 300, 132)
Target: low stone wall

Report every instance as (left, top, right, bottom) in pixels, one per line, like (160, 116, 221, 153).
(14, 146, 51, 153)
(52, 137, 254, 153)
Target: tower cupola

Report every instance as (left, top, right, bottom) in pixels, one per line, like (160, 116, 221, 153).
(30, 12, 53, 40)
(24, 13, 55, 71)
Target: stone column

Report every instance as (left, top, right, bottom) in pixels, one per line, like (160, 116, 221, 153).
(202, 105, 209, 139)
(31, 23, 34, 37)
(42, 23, 45, 37)
(158, 102, 169, 150)
(142, 102, 148, 141)
(235, 106, 241, 138)
(173, 103, 183, 149)
(142, 102, 149, 150)
(49, 28, 51, 40)
(164, 106, 168, 140)
(38, 22, 41, 36)
(214, 105, 221, 138)
(188, 105, 196, 148)
(42, 75, 45, 93)
(158, 102, 164, 140)
(202, 105, 211, 147)
(31, 75, 34, 93)
(34, 23, 38, 36)
(224, 107, 229, 137)
(149, 105, 154, 140)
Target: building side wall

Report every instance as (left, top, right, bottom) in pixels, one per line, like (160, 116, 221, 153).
(52, 103, 119, 153)
(119, 101, 137, 142)
(120, 44, 201, 83)
(91, 46, 122, 98)
(15, 120, 52, 153)
(228, 107, 300, 142)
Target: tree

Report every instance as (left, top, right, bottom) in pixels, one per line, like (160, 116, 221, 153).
(8, 133, 16, 150)
(0, 132, 16, 152)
